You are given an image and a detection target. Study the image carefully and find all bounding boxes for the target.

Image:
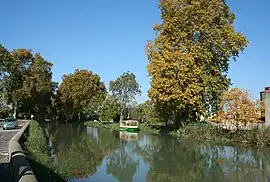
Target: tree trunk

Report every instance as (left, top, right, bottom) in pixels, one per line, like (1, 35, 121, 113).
(13, 101, 17, 119)
(78, 112, 82, 122)
(120, 108, 124, 122)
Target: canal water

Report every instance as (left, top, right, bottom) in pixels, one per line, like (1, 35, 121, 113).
(46, 123, 270, 182)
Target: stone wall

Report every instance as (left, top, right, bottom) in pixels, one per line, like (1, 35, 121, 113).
(9, 121, 37, 182)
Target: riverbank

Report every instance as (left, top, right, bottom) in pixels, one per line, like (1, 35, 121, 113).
(85, 121, 270, 147)
(20, 120, 68, 182)
(172, 122, 270, 147)
(84, 121, 172, 135)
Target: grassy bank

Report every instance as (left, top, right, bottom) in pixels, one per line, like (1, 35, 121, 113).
(21, 120, 68, 182)
(84, 121, 119, 131)
(172, 122, 270, 147)
(85, 120, 270, 147)
(84, 121, 172, 135)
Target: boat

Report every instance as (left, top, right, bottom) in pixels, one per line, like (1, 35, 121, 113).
(119, 120, 139, 132)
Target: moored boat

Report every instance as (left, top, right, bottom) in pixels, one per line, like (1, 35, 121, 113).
(119, 120, 139, 132)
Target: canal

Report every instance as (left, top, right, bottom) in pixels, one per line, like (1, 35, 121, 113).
(46, 123, 270, 182)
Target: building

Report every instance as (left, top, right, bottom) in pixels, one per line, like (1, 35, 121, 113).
(261, 87, 270, 125)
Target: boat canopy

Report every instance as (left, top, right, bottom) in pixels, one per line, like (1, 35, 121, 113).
(120, 120, 139, 127)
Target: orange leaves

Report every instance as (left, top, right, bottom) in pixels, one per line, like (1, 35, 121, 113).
(216, 88, 262, 126)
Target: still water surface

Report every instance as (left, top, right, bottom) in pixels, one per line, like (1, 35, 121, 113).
(47, 123, 270, 182)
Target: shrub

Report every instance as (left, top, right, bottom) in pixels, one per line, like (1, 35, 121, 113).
(175, 122, 229, 141)
(174, 122, 270, 147)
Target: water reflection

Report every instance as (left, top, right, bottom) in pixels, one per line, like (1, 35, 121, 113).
(46, 123, 270, 182)
(119, 131, 138, 142)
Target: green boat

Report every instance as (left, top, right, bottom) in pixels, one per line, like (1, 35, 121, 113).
(119, 120, 139, 133)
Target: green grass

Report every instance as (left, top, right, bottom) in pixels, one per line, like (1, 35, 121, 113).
(21, 120, 68, 181)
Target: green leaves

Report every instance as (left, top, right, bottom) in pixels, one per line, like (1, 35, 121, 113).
(99, 95, 119, 122)
(109, 72, 141, 121)
(0, 45, 55, 119)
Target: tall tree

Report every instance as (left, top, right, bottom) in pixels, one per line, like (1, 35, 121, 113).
(0, 45, 56, 120)
(21, 53, 56, 119)
(146, 0, 248, 127)
(2, 48, 34, 118)
(109, 72, 141, 122)
(58, 69, 106, 121)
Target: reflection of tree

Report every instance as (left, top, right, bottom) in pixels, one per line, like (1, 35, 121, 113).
(47, 123, 270, 181)
(136, 135, 270, 182)
(106, 141, 140, 182)
(140, 138, 211, 182)
(48, 124, 120, 179)
(55, 134, 104, 178)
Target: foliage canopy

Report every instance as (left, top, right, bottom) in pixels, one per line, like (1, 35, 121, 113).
(109, 72, 141, 121)
(146, 0, 248, 126)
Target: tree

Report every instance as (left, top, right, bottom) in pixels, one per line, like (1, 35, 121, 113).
(216, 88, 263, 129)
(20, 53, 56, 120)
(130, 100, 159, 123)
(1, 48, 34, 118)
(146, 0, 248, 128)
(0, 45, 56, 120)
(58, 69, 106, 121)
(99, 95, 119, 122)
(130, 103, 144, 121)
(83, 93, 106, 120)
(109, 72, 141, 122)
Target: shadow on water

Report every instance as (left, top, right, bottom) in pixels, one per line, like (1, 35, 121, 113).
(27, 158, 66, 182)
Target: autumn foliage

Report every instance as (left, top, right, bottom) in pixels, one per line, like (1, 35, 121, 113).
(146, 0, 248, 125)
(58, 69, 106, 120)
(216, 88, 263, 126)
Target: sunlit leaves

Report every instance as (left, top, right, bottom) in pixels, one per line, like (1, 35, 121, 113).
(58, 69, 106, 118)
(147, 0, 248, 124)
(109, 72, 141, 121)
(216, 88, 263, 127)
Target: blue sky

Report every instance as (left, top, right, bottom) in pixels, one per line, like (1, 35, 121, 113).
(0, 0, 269, 102)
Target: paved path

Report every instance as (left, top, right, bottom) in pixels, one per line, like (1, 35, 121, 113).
(0, 121, 27, 181)
(0, 129, 18, 160)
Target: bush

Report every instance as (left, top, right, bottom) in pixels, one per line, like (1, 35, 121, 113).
(174, 122, 229, 141)
(174, 122, 270, 147)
